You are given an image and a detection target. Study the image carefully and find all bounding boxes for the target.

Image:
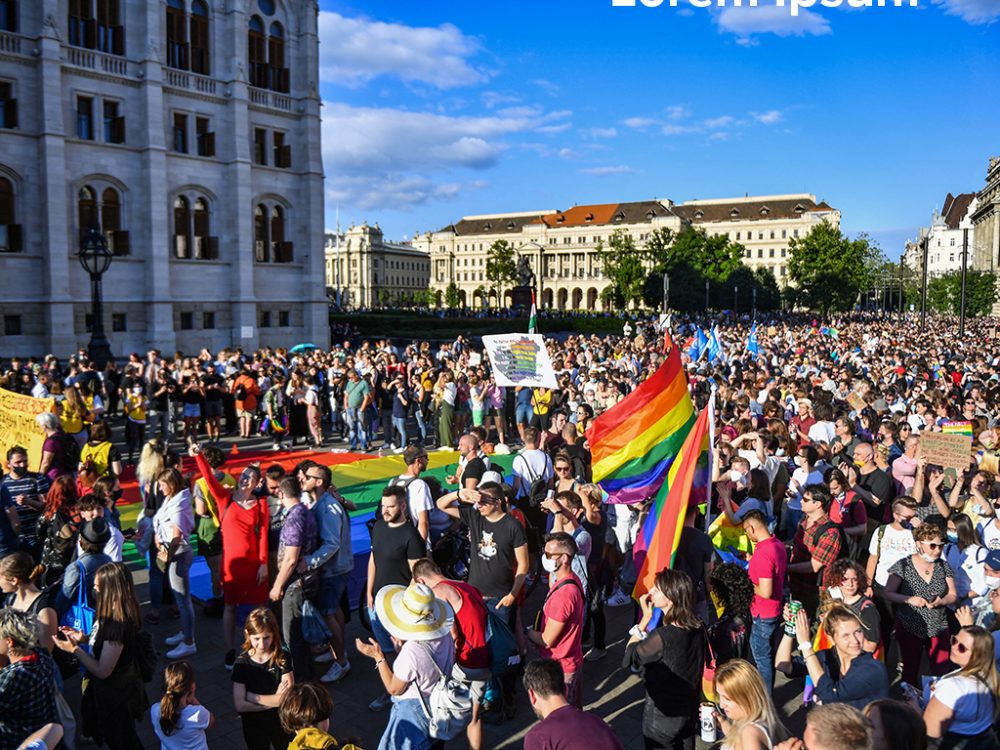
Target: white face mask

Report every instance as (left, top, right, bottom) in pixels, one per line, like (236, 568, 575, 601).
(920, 553, 937, 564)
(541, 556, 559, 574)
(973, 504, 985, 515)
(985, 576, 1000, 591)
(827, 586, 844, 601)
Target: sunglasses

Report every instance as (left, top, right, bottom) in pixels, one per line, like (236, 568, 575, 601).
(951, 635, 970, 654)
(922, 542, 944, 551)
(555, 466, 571, 472)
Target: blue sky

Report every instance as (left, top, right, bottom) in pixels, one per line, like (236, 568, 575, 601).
(317, 0, 1000, 258)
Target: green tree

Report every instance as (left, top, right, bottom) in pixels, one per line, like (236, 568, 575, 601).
(444, 282, 462, 309)
(377, 288, 392, 308)
(434, 289, 444, 308)
(597, 230, 647, 309)
(927, 270, 999, 316)
(787, 223, 882, 314)
(485, 239, 518, 302)
(752, 267, 782, 312)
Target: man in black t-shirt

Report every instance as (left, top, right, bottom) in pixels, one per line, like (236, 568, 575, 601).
(849, 443, 896, 540)
(451, 434, 488, 490)
(200, 370, 226, 442)
(437, 482, 528, 619)
(672, 504, 715, 623)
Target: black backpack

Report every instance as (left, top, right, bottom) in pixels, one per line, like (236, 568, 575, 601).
(235, 384, 248, 400)
(58, 432, 81, 469)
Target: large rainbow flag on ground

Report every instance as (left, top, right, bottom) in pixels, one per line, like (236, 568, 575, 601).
(632, 406, 711, 599)
(587, 345, 697, 505)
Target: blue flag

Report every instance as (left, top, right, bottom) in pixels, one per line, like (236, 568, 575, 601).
(688, 328, 709, 361)
(707, 326, 724, 363)
(747, 323, 760, 360)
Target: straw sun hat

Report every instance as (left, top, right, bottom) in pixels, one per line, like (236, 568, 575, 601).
(374, 582, 454, 642)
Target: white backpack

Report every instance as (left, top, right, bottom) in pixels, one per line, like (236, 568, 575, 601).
(415, 643, 473, 740)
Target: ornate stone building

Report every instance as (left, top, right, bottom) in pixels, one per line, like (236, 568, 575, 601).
(414, 194, 840, 310)
(971, 155, 1000, 314)
(324, 223, 430, 309)
(0, 0, 327, 355)
(904, 192, 977, 278)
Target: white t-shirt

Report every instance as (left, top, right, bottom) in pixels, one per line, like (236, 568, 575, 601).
(512, 449, 553, 498)
(978, 519, 1000, 551)
(944, 543, 989, 600)
(932, 674, 995, 736)
(786, 468, 824, 512)
(807, 421, 837, 445)
(393, 475, 450, 536)
(869, 524, 917, 587)
(393, 635, 456, 701)
(150, 703, 211, 750)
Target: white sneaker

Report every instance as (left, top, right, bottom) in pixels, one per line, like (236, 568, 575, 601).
(164, 632, 186, 647)
(166, 641, 197, 659)
(320, 660, 351, 683)
(368, 693, 393, 711)
(314, 650, 335, 664)
(606, 588, 632, 607)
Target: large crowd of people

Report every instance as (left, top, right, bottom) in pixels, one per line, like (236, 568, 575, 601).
(1, 311, 1000, 750)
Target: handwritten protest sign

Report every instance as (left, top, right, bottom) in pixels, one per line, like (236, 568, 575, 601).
(0, 387, 55, 473)
(921, 431, 973, 470)
(846, 392, 868, 413)
(483, 333, 558, 388)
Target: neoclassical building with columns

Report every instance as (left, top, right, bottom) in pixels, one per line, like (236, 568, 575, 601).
(414, 194, 840, 310)
(0, 0, 326, 356)
(971, 155, 1000, 313)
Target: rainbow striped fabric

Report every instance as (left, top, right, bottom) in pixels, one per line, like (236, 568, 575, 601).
(587, 345, 697, 505)
(632, 406, 711, 599)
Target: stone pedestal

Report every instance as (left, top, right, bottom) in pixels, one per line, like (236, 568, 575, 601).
(510, 285, 534, 313)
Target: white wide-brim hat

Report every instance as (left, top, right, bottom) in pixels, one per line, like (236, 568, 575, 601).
(375, 582, 454, 642)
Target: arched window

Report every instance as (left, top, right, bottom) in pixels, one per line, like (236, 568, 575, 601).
(248, 15, 267, 88)
(270, 205, 290, 262)
(193, 197, 214, 258)
(0, 176, 19, 253)
(253, 203, 268, 262)
(189, 0, 210, 75)
(101, 187, 122, 253)
(173, 196, 190, 258)
(166, 0, 188, 70)
(78, 186, 98, 239)
(0, 0, 17, 33)
(268, 22, 287, 92)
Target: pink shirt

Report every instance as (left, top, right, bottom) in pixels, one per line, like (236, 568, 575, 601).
(892, 453, 918, 492)
(540, 574, 585, 675)
(748, 536, 787, 619)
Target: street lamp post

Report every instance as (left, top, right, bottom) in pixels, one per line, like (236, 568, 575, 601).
(960, 228, 969, 337)
(705, 279, 709, 311)
(77, 226, 114, 368)
(920, 234, 930, 332)
(733, 285, 739, 316)
(662, 273, 669, 313)
(752, 286, 757, 319)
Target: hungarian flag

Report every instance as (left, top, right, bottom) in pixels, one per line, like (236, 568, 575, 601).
(528, 292, 537, 334)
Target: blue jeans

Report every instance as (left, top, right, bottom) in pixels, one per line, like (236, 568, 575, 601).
(346, 406, 368, 450)
(168, 547, 196, 641)
(378, 697, 435, 750)
(392, 416, 408, 449)
(413, 409, 427, 441)
(750, 615, 780, 693)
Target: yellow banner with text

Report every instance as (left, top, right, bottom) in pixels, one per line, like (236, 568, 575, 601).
(0, 387, 56, 473)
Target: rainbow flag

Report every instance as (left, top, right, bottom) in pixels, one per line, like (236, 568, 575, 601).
(942, 421, 974, 437)
(633, 406, 711, 599)
(587, 345, 697, 505)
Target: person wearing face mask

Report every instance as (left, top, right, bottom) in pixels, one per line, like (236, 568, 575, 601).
(847, 442, 896, 540)
(781, 445, 824, 540)
(977, 492, 1000, 551)
(3, 445, 50, 561)
(884, 523, 958, 686)
(775, 605, 889, 710)
(865, 495, 919, 597)
(525, 532, 586, 707)
(955, 550, 1000, 667)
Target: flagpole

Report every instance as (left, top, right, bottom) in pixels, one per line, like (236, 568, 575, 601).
(706, 386, 717, 532)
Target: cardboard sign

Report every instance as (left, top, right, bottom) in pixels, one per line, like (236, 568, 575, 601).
(846, 392, 867, 413)
(467, 352, 482, 367)
(482, 333, 558, 388)
(921, 431, 973, 470)
(0, 388, 56, 473)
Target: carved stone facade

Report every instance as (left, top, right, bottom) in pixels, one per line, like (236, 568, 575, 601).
(324, 223, 430, 309)
(414, 194, 840, 311)
(0, 0, 327, 355)
(971, 155, 1000, 314)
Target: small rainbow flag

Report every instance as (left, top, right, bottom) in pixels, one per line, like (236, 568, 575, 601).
(633, 405, 711, 600)
(942, 421, 974, 437)
(587, 345, 697, 505)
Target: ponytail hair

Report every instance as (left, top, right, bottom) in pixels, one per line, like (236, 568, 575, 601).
(159, 661, 196, 736)
(0, 551, 45, 587)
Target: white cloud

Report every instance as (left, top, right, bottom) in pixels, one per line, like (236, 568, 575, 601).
(704, 115, 736, 129)
(319, 11, 487, 89)
(715, 3, 832, 42)
(579, 165, 636, 176)
(752, 109, 783, 125)
(622, 116, 657, 130)
(662, 123, 701, 135)
(537, 122, 573, 134)
(558, 148, 576, 160)
(533, 79, 561, 95)
(665, 105, 692, 120)
(932, 0, 1000, 24)
(323, 102, 566, 211)
(709, 132, 731, 142)
(482, 92, 520, 109)
(584, 127, 619, 138)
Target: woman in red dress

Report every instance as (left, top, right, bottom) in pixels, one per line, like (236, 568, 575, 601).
(193, 447, 269, 670)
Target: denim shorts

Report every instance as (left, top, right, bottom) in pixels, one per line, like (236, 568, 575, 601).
(367, 605, 396, 653)
(515, 404, 533, 425)
(314, 572, 350, 616)
(183, 403, 201, 419)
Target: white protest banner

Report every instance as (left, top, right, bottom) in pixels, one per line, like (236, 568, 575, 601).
(482, 333, 558, 388)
